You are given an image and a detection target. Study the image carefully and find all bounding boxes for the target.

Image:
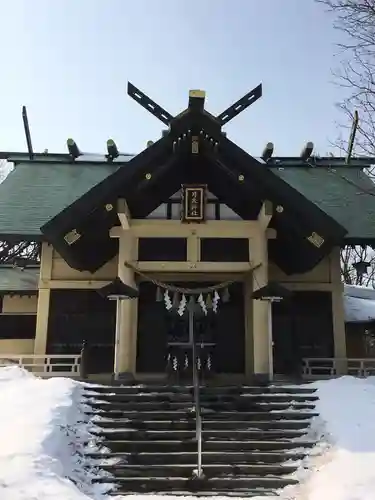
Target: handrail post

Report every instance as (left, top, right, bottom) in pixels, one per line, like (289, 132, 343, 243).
(80, 341, 88, 380)
(189, 307, 204, 479)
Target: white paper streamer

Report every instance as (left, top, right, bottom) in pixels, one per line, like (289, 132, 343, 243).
(164, 290, 173, 310)
(177, 294, 187, 316)
(212, 290, 220, 313)
(198, 293, 208, 315)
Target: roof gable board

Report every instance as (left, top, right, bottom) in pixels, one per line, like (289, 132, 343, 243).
(41, 136, 172, 240)
(38, 129, 347, 273)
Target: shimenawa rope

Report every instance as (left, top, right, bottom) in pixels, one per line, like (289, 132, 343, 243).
(124, 261, 235, 295)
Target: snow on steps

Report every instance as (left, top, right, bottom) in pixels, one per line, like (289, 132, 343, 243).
(2, 368, 375, 499)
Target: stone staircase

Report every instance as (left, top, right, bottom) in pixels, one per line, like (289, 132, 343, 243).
(83, 383, 318, 497)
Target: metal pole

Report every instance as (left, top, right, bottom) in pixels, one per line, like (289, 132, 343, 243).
(22, 106, 34, 160)
(346, 110, 359, 164)
(114, 299, 122, 380)
(190, 307, 203, 478)
(268, 300, 274, 381)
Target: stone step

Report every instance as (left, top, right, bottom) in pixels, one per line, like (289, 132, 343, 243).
(101, 439, 315, 453)
(82, 382, 318, 496)
(99, 462, 298, 477)
(94, 418, 312, 431)
(94, 475, 298, 492)
(84, 384, 317, 395)
(86, 450, 307, 464)
(108, 488, 278, 497)
(87, 400, 316, 412)
(84, 391, 318, 403)
(87, 409, 318, 421)
(93, 428, 307, 441)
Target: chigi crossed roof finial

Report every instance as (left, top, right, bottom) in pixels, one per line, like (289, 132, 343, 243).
(5, 83, 373, 170)
(127, 81, 262, 128)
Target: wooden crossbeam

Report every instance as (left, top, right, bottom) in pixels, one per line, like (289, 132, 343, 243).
(117, 199, 131, 230)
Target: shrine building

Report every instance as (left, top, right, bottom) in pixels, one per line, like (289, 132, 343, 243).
(0, 83, 375, 382)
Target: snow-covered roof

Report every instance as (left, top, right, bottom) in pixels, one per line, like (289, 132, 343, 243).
(75, 153, 135, 162)
(344, 284, 375, 301)
(344, 284, 375, 323)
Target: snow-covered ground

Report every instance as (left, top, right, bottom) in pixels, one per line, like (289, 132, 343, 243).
(286, 376, 375, 500)
(0, 366, 110, 500)
(1, 367, 375, 500)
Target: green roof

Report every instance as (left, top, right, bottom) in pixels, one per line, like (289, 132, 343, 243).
(0, 266, 39, 293)
(273, 166, 375, 240)
(0, 156, 375, 241)
(0, 162, 118, 236)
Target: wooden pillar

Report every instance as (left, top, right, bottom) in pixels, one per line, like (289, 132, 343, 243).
(251, 231, 272, 383)
(330, 247, 347, 374)
(116, 231, 138, 376)
(34, 243, 53, 355)
(244, 276, 254, 379)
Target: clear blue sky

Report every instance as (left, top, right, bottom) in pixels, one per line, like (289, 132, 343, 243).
(0, 0, 344, 156)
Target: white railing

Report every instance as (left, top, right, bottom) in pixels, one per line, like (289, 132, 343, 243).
(302, 357, 375, 379)
(0, 354, 81, 378)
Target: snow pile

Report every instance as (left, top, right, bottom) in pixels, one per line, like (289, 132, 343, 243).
(288, 376, 375, 500)
(0, 366, 110, 500)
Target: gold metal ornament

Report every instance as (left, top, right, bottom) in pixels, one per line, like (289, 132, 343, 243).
(64, 229, 81, 245)
(307, 232, 325, 248)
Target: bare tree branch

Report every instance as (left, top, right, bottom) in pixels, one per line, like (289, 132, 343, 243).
(0, 161, 40, 266)
(317, 0, 375, 155)
(318, 0, 375, 285)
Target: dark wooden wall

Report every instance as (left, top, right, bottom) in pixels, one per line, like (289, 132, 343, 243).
(272, 291, 334, 375)
(346, 322, 375, 357)
(136, 282, 245, 374)
(0, 314, 36, 339)
(47, 290, 115, 374)
(138, 238, 249, 262)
